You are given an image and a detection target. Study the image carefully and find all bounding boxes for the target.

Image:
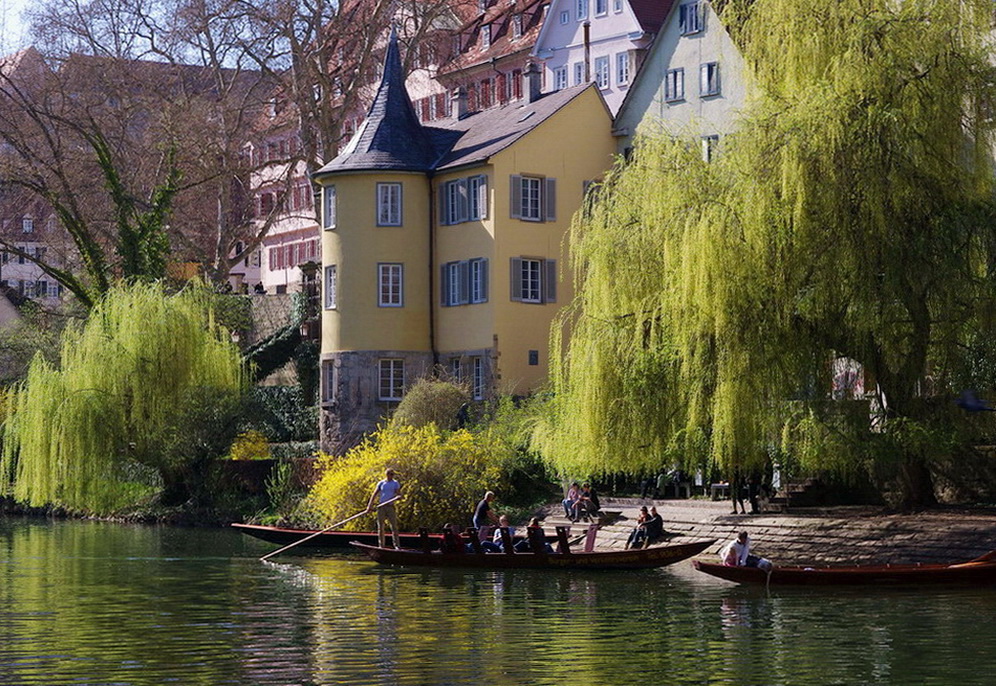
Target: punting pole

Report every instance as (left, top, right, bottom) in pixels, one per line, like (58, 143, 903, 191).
(259, 495, 402, 562)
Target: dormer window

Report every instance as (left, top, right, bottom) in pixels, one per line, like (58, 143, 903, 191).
(512, 14, 522, 39)
(478, 0, 488, 13)
(481, 25, 491, 49)
(679, 2, 703, 35)
(21, 217, 33, 233)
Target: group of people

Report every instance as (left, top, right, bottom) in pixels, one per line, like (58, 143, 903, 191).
(625, 505, 666, 549)
(731, 472, 764, 515)
(561, 482, 601, 522)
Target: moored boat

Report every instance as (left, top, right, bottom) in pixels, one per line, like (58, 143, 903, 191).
(692, 551, 996, 586)
(233, 522, 439, 550)
(351, 538, 715, 570)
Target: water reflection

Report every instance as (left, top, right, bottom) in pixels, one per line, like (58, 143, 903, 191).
(2, 519, 996, 685)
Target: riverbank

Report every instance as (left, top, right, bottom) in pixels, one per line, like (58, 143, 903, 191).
(543, 498, 996, 565)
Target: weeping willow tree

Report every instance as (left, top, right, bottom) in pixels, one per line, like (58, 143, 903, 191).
(538, 0, 996, 506)
(0, 282, 246, 512)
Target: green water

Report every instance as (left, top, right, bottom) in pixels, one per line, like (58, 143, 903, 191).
(2, 518, 995, 685)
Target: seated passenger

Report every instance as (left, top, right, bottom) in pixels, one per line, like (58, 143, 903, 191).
(645, 506, 665, 543)
(719, 531, 772, 571)
(626, 506, 650, 549)
(514, 517, 554, 553)
(493, 515, 516, 552)
(439, 523, 465, 554)
(562, 482, 580, 518)
(572, 483, 600, 522)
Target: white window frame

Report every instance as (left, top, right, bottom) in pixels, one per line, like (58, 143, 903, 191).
(613, 0, 623, 11)
(510, 175, 556, 222)
(467, 175, 488, 220)
(560, 9, 570, 24)
(470, 258, 488, 303)
(481, 24, 491, 50)
(521, 258, 542, 303)
(665, 68, 685, 101)
(616, 52, 630, 86)
(444, 179, 468, 225)
(378, 263, 403, 307)
(322, 360, 337, 403)
(595, 0, 608, 16)
(510, 257, 556, 304)
(376, 182, 402, 226)
(22, 217, 33, 233)
(512, 14, 522, 39)
(576, 0, 588, 20)
(378, 359, 404, 401)
(679, 2, 703, 35)
(324, 264, 338, 309)
(520, 176, 542, 221)
(594, 56, 610, 89)
(700, 62, 720, 97)
(701, 135, 719, 163)
(574, 61, 586, 85)
(472, 356, 485, 400)
(322, 185, 336, 229)
(445, 261, 465, 306)
(553, 66, 568, 91)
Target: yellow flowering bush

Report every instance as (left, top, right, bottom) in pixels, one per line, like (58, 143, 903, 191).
(228, 430, 271, 461)
(304, 423, 514, 532)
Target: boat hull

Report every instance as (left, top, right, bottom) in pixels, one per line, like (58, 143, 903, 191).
(692, 553, 996, 586)
(351, 539, 715, 570)
(232, 523, 439, 550)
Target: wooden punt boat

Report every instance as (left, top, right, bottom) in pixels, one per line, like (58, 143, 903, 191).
(351, 538, 715, 570)
(233, 522, 560, 552)
(232, 523, 440, 550)
(692, 551, 996, 586)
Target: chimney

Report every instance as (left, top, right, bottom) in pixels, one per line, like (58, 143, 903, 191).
(524, 62, 542, 103)
(452, 86, 469, 120)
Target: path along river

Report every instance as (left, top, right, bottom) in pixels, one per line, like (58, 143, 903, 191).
(2, 518, 995, 685)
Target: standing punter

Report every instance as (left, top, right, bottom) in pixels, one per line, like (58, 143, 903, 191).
(367, 468, 402, 548)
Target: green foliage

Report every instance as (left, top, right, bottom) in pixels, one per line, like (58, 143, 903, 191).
(228, 430, 271, 461)
(244, 386, 317, 443)
(393, 378, 470, 429)
(303, 423, 515, 531)
(0, 282, 246, 512)
(541, 0, 996, 506)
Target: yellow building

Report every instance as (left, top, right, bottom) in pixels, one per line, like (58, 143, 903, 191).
(313, 32, 615, 453)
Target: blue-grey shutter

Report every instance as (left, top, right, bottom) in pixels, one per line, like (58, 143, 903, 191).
(458, 178, 469, 223)
(510, 175, 522, 219)
(544, 178, 557, 221)
(479, 258, 489, 302)
(544, 259, 557, 303)
(458, 260, 470, 305)
(510, 257, 522, 301)
(439, 183, 449, 225)
(479, 176, 489, 219)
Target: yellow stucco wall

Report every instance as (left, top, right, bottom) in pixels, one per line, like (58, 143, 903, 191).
(318, 171, 432, 353)
(438, 86, 617, 395)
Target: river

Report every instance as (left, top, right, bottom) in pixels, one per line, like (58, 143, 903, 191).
(2, 518, 995, 685)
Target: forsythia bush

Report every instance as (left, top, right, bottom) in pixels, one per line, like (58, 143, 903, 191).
(304, 423, 514, 532)
(229, 430, 271, 461)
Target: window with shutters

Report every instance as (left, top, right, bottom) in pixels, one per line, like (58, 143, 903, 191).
(378, 263, 403, 306)
(441, 175, 488, 224)
(441, 258, 488, 306)
(510, 175, 556, 222)
(510, 257, 557, 304)
(467, 175, 488, 220)
(376, 182, 402, 226)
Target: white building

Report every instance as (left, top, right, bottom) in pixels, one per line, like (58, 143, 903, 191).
(533, 0, 674, 114)
(613, 0, 747, 154)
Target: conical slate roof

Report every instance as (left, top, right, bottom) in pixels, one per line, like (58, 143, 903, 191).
(315, 30, 436, 175)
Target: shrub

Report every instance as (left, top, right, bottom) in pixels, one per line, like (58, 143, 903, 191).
(303, 423, 514, 531)
(229, 430, 271, 461)
(392, 378, 469, 429)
